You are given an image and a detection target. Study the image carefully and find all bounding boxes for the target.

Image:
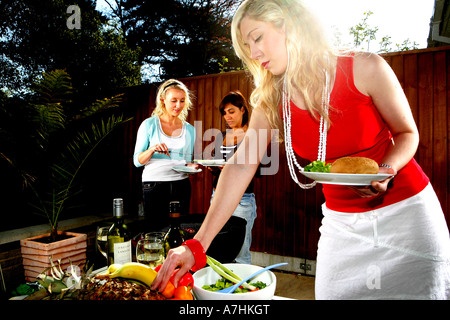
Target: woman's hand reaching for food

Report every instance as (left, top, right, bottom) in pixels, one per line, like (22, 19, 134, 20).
(151, 245, 195, 292)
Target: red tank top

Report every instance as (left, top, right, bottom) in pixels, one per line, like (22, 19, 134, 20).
(289, 55, 429, 212)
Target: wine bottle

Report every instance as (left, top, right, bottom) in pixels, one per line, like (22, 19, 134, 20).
(164, 201, 185, 253)
(107, 198, 132, 265)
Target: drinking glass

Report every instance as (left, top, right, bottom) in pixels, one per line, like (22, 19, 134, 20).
(96, 226, 109, 260)
(145, 232, 165, 242)
(145, 231, 167, 256)
(136, 238, 165, 268)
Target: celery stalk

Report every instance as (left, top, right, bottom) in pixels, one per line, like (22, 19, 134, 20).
(207, 256, 242, 280)
(207, 258, 240, 284)
(206, 256, 256, 291)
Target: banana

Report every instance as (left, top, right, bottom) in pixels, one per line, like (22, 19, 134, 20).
(95, 263, 121, 277)
(108, 262, 158, 287)
(107, 263, 122, 274)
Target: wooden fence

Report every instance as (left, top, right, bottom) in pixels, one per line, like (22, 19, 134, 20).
(114, 46, 449, 261)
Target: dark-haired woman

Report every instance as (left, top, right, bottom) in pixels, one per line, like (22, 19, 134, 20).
(209, 91, 257, 264)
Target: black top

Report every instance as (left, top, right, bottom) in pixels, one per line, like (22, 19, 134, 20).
(211, 131, 260, 194)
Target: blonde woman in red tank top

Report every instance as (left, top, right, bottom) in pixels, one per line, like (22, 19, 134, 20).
(152, 0, 450, 300)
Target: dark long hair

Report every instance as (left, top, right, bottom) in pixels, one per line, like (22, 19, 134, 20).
(218, 90, 249, 127)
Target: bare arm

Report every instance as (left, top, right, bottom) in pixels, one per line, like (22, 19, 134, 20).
(151, 107, 273, 290)
(194, 108, 272, 250)
(138, 143, 170, 164)
(353, 52, 419, 195)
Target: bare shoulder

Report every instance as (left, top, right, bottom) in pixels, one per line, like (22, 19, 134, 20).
(353, 51, 389, 77)
(353, 51, 393, 96)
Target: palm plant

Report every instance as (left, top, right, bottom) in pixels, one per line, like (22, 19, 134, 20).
(1, 69, 131, 241)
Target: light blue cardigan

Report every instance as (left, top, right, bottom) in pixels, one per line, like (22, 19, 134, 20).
(133, 116, 195, 167)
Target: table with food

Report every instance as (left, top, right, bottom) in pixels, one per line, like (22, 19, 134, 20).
(11, 255, 279, 301)
(9, 156, 391, 301)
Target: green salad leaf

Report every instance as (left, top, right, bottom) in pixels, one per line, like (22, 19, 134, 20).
(202, 278, 267, 294)
(304, 161, 331, 173)
(202, 256, 268, 293)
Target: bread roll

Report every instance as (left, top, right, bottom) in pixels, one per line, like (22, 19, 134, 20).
(330, 157, 379, 174)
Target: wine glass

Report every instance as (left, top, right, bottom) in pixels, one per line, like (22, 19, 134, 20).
(96, 226, 109, 260)
(145, 231, 166, 255)
(136, 238, 165, 268)
(145, 232, 165, 242)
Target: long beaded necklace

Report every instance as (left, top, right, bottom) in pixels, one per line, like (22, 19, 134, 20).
(282, 72, 330, 189)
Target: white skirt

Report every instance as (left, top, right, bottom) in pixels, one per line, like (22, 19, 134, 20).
(315, 184, 450, 300)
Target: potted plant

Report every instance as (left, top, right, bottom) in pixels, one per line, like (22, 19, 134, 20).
(1, 69, 131, 281)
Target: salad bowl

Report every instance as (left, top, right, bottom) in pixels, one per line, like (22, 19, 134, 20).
(192, 263, 277, 300)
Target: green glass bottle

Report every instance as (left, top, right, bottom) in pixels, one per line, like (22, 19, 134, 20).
(107, 198, 132, 265)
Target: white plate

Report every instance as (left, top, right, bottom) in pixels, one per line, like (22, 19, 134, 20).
(194, 159, 226, 166)
(172, 166, 202, 174)
(300, 172, 393, 186)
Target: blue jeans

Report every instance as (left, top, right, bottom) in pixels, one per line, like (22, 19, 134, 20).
(211, 190, 257, 264)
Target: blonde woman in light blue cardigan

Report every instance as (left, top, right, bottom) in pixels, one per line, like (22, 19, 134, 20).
(133, 79, 197, 232)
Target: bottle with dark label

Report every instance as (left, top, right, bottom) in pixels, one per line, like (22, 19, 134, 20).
(164, 201, 185, 254)
(107, 198, 132, 265)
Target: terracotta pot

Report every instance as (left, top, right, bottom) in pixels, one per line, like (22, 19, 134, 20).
(20, 231, 87, 282)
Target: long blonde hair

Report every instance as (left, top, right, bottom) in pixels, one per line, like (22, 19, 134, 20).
(231, 0, 339, 141)
(152, 79, 193, 122)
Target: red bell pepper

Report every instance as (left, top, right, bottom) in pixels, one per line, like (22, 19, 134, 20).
(154, 265, 194, 290)
(176, 271, 194, 289)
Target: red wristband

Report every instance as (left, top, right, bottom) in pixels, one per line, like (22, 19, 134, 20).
(182, 239, 207, 272)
